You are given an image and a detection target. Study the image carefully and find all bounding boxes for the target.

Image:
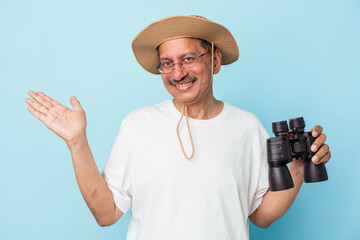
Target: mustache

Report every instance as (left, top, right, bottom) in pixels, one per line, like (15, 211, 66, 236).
(169, 75, 197, 85)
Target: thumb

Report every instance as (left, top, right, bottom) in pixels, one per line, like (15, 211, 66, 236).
(69, 96, 83, 111)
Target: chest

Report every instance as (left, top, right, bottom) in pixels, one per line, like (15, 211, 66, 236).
(131, 125, 253, 203)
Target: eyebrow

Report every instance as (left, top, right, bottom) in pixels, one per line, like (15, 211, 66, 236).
(159, 51, 197, 61)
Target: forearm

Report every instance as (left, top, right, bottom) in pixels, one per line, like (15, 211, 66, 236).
(67, 133, 119, 226)
(250, 162, 304, 228)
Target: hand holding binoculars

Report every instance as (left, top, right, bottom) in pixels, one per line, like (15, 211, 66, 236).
(267, 117, 328, 191)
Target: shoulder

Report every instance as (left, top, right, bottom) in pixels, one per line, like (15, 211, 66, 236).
(226, 103, 264, 127)
(121, 100, 174, 127)
(225, 103, 269, 139)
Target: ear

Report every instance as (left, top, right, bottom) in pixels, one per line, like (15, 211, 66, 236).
(213, 48, 222, 74)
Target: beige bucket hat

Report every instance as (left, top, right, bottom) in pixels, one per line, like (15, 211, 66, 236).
(132, 15, 239, 74)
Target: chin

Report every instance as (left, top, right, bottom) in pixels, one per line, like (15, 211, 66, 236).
(173, 96, 200, 106)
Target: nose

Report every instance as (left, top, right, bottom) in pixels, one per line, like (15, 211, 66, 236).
(171, 63, 187, 81)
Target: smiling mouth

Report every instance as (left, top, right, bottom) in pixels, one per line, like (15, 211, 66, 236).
(171, 77, 197, 91)
(175, 80, 196, 87)
(170, 76, 197, 87)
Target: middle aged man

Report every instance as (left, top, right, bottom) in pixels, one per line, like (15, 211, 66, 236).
(25, 15, 331, 240)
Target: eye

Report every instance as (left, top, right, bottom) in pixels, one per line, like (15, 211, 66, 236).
(182, 57, 195, 64)
(161, 61, 172, 67)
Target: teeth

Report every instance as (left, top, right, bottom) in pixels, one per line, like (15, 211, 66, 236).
(177, 82, 192, 87)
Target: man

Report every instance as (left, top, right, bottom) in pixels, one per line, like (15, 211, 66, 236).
(25, 15, 331, 239)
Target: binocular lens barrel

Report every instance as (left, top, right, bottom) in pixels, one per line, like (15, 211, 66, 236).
(304, 161, 328, 183)
(272, 121, 288, 136)
(289, 117, 305, 130)
(267, 135, 293, 191)
(268, 166, 294, 191)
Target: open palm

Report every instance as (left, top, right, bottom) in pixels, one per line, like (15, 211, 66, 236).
(25, 91, 87, 143)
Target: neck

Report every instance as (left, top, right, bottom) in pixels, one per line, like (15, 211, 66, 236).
(172, 97, 224, 120)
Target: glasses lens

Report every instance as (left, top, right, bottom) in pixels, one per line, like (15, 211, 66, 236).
(159, 62, 173, 73)
(181, 57, 196, 69)
(158, 54, 205, 74)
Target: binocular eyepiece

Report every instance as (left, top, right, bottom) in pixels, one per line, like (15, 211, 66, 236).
(267, 117, 328, 191)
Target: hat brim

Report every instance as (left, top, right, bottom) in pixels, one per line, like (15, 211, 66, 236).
(132, 15, 239, 74)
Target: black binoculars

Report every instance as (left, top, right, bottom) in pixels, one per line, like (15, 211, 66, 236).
(266, 117, 328, 191)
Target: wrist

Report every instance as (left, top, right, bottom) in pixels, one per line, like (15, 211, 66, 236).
(289, 161, 305, 180)
(66, 132, 88, 150)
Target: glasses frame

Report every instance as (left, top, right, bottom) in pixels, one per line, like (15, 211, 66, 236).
(157, 52, 209, 74)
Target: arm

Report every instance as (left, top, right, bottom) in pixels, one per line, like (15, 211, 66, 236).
(67, 133, 123, 226)
(25, 91, 123, 226)
(249, 161, 304, 228)
(249, 126, 331, 228)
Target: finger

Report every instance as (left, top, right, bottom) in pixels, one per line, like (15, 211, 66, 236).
(28, 91, 53, 110)
(311, 133, 327, 152)
(25, 98, 49, 116)
(312, 144, 330, 163)
(27, 105, 46, 122)
(288, 131, 294, 139)
(69, 96, 83, 111)
(37, 92, 61, 107)
(311, 125, 323, 138)
(314, 151, 331, 164)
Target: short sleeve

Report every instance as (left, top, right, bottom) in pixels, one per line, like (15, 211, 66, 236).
(249, 131, 270, 215)
(102, 122, 133, 214)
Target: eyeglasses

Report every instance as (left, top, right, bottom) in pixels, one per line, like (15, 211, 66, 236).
(157, 52, 209, 74)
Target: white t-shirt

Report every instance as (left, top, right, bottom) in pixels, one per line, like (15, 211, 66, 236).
(102, 100, 269, 240)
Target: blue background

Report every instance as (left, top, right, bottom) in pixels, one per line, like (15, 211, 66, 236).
(1, 0, 359, 239)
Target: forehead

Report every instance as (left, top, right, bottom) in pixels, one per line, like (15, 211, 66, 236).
(158, 38, 205, 58)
